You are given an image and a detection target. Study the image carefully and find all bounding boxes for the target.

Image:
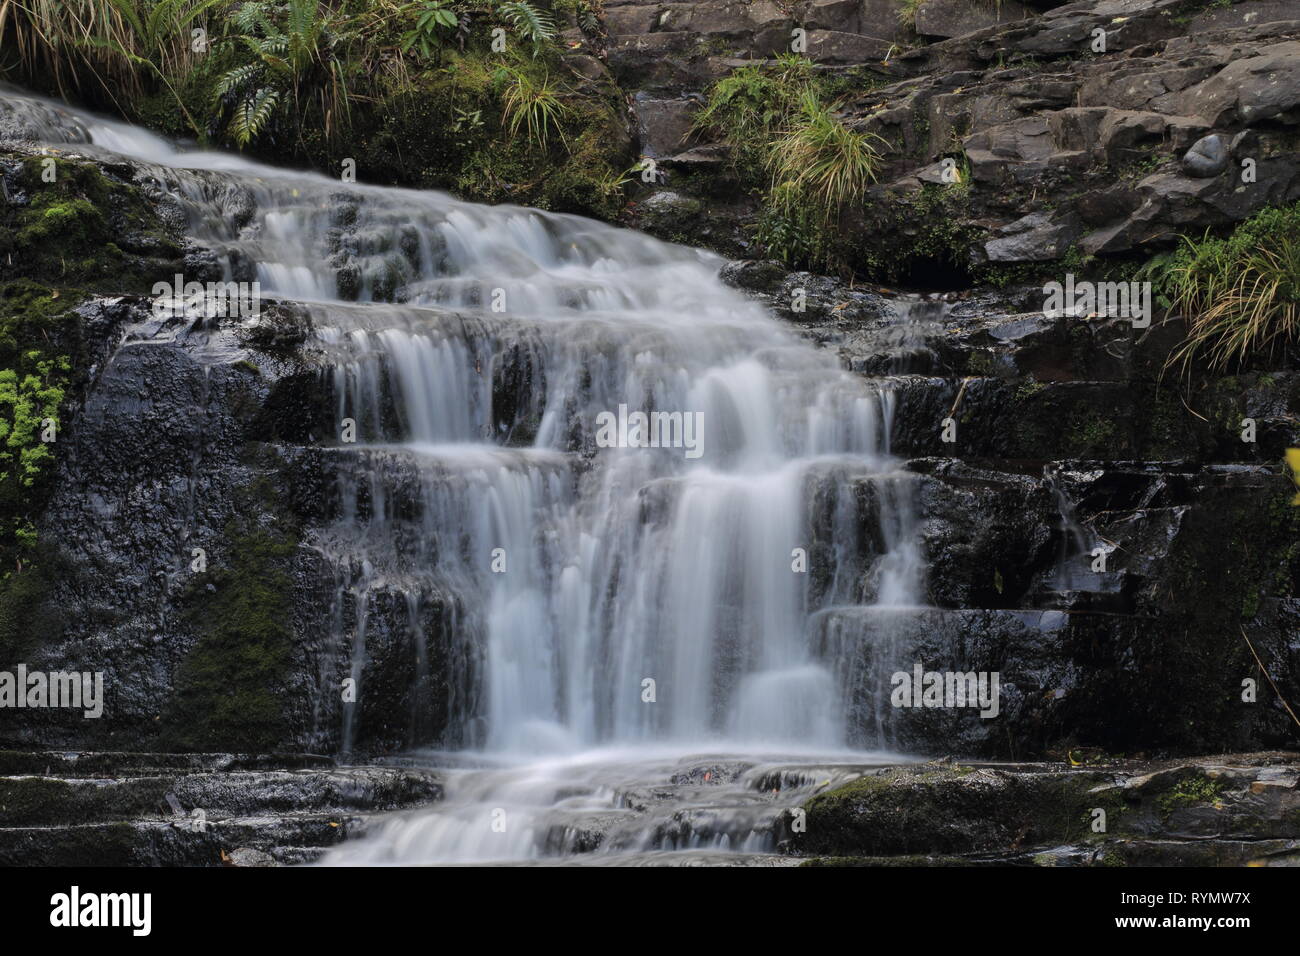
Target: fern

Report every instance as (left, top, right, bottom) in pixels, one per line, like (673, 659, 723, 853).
(212, 63, 261, 103)
(497, 1, 557, 47)
(229, 87, 280, 146)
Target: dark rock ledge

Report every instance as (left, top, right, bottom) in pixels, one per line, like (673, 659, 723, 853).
(791, 750, 1300, 865)
(0, 750, 441, 866)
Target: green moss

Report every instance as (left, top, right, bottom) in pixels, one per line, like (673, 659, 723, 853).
(796, 767, 1123, 858)
(1065, 415, 1118, 455)
(1155, 773, 1227, 819)
(0, 549, 67, 664)
(0, 156, 182, 291)
(158, 478, 300, 752)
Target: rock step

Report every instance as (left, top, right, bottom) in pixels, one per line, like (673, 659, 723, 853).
(0, 758, 442, 865)
(793, 754, 1300, 866)
(0, 750, 335, 777)
(0, 812, 383, 866)
(0, 767, 441, 827)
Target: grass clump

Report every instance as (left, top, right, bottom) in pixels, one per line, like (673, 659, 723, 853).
(1143, 201, 1300, 375)
(694, 55, 887, 271)
(896, 0, 924, 31)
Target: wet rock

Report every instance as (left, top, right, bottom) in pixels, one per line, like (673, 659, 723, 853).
(794, 753, 1300, 866)
(224, 847, 277, 866)
(632, 93, 699, 160)
(914, 0, 1035, 39)
(636, 190, 703, 234)
(1182, 133, 1230, 177)
(0, 756, 442, 866)
(718, 259, 789, 294)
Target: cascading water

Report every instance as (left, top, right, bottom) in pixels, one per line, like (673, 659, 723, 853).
(3, 89, 927, 863)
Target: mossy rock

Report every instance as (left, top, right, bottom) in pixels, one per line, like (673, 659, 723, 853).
(157, 478, 302, 753)
(0, 155, 184, 291)
(794, 766, 1120, 858)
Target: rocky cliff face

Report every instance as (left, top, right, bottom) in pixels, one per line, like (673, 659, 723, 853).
(1, 0, 1297, 768)
(620, 0, 1300, 281)
(723, 259, 1300, 758)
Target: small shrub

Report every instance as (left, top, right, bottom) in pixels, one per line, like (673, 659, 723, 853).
(1149, 202, 1300, 374)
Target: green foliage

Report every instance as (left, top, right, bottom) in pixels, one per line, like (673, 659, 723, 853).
(160, 481, 300, 752)
(1146, 202, 1300, 375)
(693, 55, 814, 170)
(895, 0, 923, 30)
(400, 0, 459, 60)
(696, 56, 887, 271)
(497, 62, 569, 148)
(0, 0, 223, 98)
(212, 0, 358, 147)
(497, 1, 558, 47)
(766, 89, 885, 224)
(0, 359, 67, 488)
(3, 2, 627, 217)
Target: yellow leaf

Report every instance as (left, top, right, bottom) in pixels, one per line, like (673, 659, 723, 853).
(1285, 448, 1300, 504)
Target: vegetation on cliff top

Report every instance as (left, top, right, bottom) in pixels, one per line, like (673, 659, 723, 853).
(1, 0, 632, 219)
(694, 56, 886, 272)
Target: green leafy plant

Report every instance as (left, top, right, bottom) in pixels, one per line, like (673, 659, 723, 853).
(496, 62, 568, 148)
(1150, 202, 1300, 375)
(212, 0, 358, 146)
(400, 0, 459, 60)
(496, 0, 557, 47)
(0, 357, 66, 489)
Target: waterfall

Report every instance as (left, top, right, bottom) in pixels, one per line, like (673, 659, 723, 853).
(3, 89, 927, 862)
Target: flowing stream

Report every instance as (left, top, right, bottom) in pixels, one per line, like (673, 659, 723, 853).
(2, 89, 931, 864)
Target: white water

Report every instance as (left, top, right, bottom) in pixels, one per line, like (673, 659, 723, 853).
(3, 89, 928, 863)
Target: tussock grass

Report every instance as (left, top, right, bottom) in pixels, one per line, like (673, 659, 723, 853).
(498, 64, 568, 149)
(1150, 202, 1300, 375)
(0, 0, 221, 101)
(694, 55, 887, 269)
(766, 89, 885, 225)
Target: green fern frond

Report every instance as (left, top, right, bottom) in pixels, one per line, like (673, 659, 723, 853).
(498, 1, 557, 46)
(213, 63, 261, 103)
(229, 87, 280, 147)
